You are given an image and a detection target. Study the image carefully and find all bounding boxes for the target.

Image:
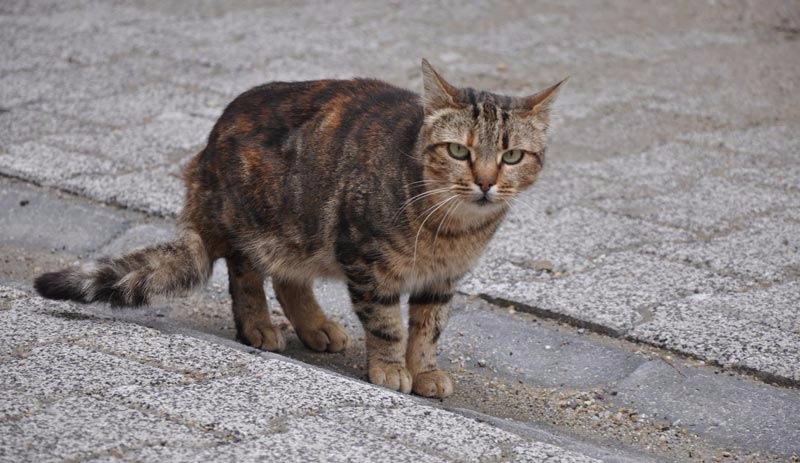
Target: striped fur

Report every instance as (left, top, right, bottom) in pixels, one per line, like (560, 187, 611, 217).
(35, 229, 211, 307)
(34, 60, 564, 398)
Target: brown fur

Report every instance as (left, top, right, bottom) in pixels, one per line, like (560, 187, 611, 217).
(34, 60, 564, 398)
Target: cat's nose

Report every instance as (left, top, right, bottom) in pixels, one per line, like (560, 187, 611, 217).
(475, 179, 495, 193)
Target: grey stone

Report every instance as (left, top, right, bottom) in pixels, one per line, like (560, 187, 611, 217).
(0, 343, 189, 398)
(89, 415, 452, 463)
(0, 62, 149, 108)
(0, 142, 118, 184)
(327, 405, 519, 462)
(573, 29, 747, 62)
(30, 83, 227, 128)
(613, 360, 800, 457)
(725, 163, 800, 192)
(0, 396, 213, 463)
(464, 204, 694, 283)
(61, 164, 186, 217)
(0, 108, 93, 145)
(564, 142, 766, 193)
(511, 441, 601, 463)
(0, 296, 158, 358)
(627, 39, 800, 126)
(0, 388, 44, 420)
(640, 216, 800, 282)
(442, 307, 647, 388)
(595, 177, 800, 233)
(561, 104, 720, 160)
(39, 112, 213, 170)
(631, 286, 800, 383)
(74, 332, 261, 380)
(464, 251, 746, 333)
(107, 358, 411, 438)
(680, 123, 800, 162)
(0, 177, 130, 254)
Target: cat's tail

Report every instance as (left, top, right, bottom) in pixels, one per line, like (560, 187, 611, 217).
(34, 229, 212, 307)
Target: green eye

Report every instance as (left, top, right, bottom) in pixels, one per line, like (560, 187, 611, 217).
(447, 143, 470, 160)
(502, 149, 525, 165)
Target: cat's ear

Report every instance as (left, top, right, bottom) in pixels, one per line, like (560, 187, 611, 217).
(518, 77, 568, 115)
(421, 59, 461, 113)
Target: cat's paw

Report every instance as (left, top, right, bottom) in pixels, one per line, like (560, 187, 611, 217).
(240, 324, 286, 352)
(297, 320, 350, 353)
(413, 370, 453, 398)
(369, 361, 412, 394)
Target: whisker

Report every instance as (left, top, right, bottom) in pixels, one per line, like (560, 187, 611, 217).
(432, 197, 462, 256)
(392, 187, 453, 223)
(412, 195, 458, 270)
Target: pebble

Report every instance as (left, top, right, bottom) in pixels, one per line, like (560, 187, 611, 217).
(477, 359, 487, 367)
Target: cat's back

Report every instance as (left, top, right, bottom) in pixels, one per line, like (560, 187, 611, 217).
(210, 78, 422, 151)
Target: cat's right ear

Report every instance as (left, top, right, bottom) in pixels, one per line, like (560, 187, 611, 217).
(421, 59, 461, 114)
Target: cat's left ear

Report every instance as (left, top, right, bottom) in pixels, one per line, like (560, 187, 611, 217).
(518, 77, 568, 115)
(421, 59, 462, 114)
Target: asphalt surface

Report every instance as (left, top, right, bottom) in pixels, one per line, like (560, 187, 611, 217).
(1, 0, 799, 461)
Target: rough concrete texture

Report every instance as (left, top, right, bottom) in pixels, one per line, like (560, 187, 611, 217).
(613, 360, 800, 457)
(0, 288, 602, 463)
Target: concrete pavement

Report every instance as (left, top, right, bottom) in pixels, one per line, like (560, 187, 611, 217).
(0, 286, 605, 463)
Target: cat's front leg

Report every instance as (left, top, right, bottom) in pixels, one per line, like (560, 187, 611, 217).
(406, 283, 454, 398)
(347, 283, 411, 393)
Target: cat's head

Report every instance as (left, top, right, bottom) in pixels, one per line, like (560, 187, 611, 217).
(418, 59, 565, 216)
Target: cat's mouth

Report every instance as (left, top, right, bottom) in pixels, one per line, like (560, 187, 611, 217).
(474, 196, 493, 206)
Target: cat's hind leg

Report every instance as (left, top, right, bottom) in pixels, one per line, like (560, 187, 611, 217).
(272, 278, 350, 353)
(226, 252, 285, 352)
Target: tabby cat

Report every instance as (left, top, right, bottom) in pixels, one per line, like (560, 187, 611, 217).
(34, 60, 564, 398)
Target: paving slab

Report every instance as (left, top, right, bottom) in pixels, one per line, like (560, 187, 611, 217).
(0, 286, 608, 463)
(38, 112, 212, 170)
(106, 358, 411, 439)
(0, 396, 214, 463)
(680, 123, 800, 163)
(0, 108, 93, 145)
(613, 360, 800, 457)
(631, 287, 800, 384)
(467, 204, 693, 279)
(442, 309, 647, 388)
(0, 343, 190, 398)
(29, 83, 226, 128)
(0, 179, 130, 254)
(464, 251, 747, 334)
(640, 216, 800, 282)
(595, 177, 800, 234)
(87, 415, 454, 463)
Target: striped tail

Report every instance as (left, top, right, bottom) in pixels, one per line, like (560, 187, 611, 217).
(34, 230, 212, 307)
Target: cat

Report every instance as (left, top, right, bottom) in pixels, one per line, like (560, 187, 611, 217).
(34, 59, 564, 398)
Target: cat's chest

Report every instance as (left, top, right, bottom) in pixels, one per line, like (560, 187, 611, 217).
(390, 226, 497, 292)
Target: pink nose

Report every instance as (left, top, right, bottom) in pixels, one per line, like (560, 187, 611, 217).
(476, 179, 494, 193)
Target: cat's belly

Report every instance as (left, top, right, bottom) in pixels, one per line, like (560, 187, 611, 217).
(245, 238, 345, 281)
(245, 228, 487, 293)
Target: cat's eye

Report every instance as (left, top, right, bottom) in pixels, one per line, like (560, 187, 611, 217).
(447, 143, 471, 160)
(502, 149, 525, 165)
